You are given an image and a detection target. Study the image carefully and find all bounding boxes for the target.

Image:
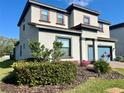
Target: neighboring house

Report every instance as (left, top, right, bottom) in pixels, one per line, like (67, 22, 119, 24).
(110, 23, 124, 57)
(15, 0, 116, 62)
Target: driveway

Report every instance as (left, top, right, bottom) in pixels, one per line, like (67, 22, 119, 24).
(110, 61, 124, 68)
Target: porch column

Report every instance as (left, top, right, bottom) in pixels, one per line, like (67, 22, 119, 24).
(112, 44, 116, 60)
(93, 39, 98, 61)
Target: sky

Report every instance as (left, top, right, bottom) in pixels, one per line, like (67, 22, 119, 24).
(0, 0, 124, 39)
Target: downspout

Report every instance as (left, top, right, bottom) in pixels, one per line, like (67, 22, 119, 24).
(92, 39, 96, 62)
(80, 35, 82, 65)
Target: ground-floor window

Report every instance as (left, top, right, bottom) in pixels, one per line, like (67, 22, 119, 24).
(98, 46, 112, 62)
(56, 37, 71, 58)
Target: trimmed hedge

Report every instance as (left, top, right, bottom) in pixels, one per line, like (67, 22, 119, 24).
(13, 61, 77, 86)
(94, 60, 111, 74)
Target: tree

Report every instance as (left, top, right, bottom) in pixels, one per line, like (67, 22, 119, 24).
(28, 40, 64, 62)
(0, 36, 17, 57)
(28, 41, 52, 62)
(51, 41, 64, 62)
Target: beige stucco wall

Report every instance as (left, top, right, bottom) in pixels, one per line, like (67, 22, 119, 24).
(82, 30, 97, 39)
(71, 9, 110, 39)
(16, 4, 112, 60)
(16, 7, 39, 60)
(31, 5, 110, 39)
(31, 5, 68, 28)
(98, 24, 110, 38)
(81, 26, 110, 39)
(110, 27, 124, 56)
(19, 7, 31, 42)
(72, 9, 98, 27)
(38, 30, 80, 61)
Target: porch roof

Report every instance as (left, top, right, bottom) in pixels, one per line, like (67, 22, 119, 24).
(71, 23, 101, 31)
(97, 37, 117, 42)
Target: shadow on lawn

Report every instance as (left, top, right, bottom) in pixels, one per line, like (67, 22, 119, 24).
(0, 60, 15, 68)
(2, 71, 17, 85)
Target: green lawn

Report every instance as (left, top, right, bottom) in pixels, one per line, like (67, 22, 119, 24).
(113, 68, 124, 75)
(62, 68, 124, 93)
(0, 60, 14, 82)
(62, 79, 124, 93)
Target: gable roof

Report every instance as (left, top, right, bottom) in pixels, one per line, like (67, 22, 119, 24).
(66, 4, 100, 15)
(110, 23, 124, 30)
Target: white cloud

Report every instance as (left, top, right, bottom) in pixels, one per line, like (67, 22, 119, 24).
(64, 0, 92, 6)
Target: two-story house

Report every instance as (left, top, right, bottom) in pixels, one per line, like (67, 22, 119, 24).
(110, 23, 124, 57)
(15, 0, 116, 62)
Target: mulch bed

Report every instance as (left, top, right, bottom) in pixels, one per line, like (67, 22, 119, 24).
(0, 66, 124, 93)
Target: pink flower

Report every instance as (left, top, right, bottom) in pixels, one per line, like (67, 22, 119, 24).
(81, 60, 90, 67)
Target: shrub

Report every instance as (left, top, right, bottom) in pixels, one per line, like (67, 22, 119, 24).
(28, 41, 52, 62)
(51, 41, 64, 62)
(94, 60, 111, 74)
(12, 61, 77, 86)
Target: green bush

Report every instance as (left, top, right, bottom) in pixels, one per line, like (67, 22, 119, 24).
(51, 41, 64, 62)
(94, 60, 111, 74)
(28, 41, 52, 62)
(12, 61, 77, 86)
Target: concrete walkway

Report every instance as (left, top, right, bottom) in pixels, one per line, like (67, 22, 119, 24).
(110, 61, 124, 68)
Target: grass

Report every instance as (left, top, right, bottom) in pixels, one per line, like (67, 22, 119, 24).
(62, 68, 124, 93)
(0, 60, 14, 82)
(62, 79, 124, 93)
(113, 68, 124, 75)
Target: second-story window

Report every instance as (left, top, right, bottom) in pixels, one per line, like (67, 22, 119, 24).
(41, 9, 49, 22)
(57, 13, 64, 25)
(99, 23, 103, 32)
(84, 16, 90, 25)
